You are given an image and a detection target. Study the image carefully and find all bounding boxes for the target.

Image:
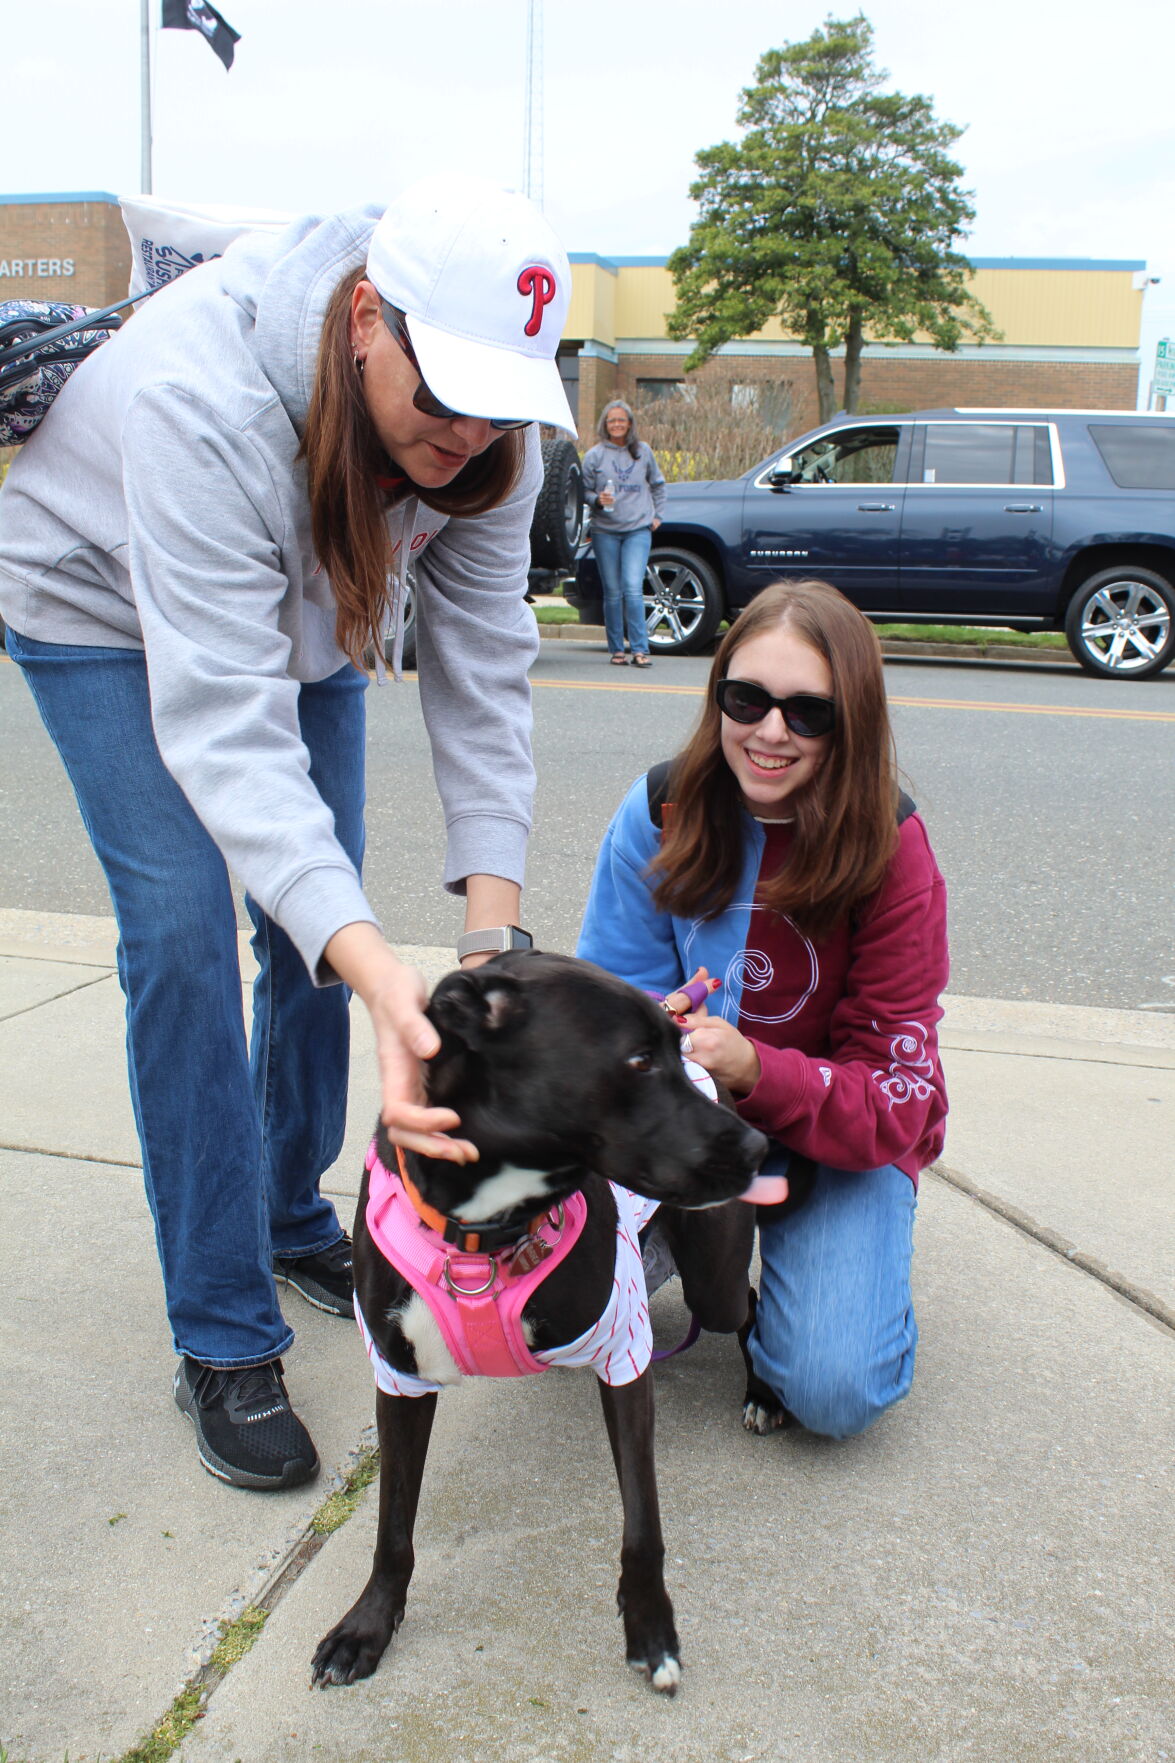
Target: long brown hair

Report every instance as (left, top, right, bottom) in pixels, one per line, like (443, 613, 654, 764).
(649, 580, 900, 938)
(300, 267, 527, 665)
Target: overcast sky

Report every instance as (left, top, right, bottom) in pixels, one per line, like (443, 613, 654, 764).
(7, 0, 1174, 401)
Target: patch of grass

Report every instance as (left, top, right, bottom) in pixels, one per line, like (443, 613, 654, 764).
(119, 1686, 205, 1763)
(873, 623, 1067, 649)
(309, 1444, 380, 1537)
(106, 1604, 269, 1763)
(208, 1605, 268, 1672)
(7, 1454, 382, 1763)
(535, 603, 1069, 649)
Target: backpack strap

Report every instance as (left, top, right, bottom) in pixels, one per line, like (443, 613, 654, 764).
(897, 788, 916, 824)
(645, 758, 675, 830)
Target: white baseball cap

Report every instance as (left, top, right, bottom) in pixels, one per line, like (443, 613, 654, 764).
(366, 175, 575, 434)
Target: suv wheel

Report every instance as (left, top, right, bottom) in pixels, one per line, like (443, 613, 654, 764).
(1064, 566, 1175, 679)
(643, 547, 724, 656)
(530, 435, 584, 573)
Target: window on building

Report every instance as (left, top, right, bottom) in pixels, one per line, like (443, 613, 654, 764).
(636, 378, 688, 403)
(731, 383, 760, 411)
(921, 423, 1052, 486)
(1088, 424, 1175, 490)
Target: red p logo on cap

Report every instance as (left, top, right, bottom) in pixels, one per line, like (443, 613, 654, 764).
(518, 265, 557, 337)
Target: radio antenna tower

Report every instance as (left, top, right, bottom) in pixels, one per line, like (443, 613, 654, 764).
(522, 0, 544, 210)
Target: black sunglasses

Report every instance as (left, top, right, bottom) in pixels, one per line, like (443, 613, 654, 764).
(715, 677, 837, 738)
(379, 301, 529, 432)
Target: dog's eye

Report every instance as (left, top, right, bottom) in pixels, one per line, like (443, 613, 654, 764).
(626, 1051, 654, 1074)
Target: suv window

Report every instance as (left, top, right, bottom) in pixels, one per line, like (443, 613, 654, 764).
(921, 423, 1052, 486)
(1088, 424, 1175, 491)
(787, 425, 900, 486)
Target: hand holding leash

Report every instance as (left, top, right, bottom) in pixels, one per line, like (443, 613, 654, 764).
(662, 968, 721, 1024)
(662, 967, 787, 1203)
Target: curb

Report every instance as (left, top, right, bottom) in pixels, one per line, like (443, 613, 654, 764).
(5, 912, 1170, 1058)
(535, 619, 1076, 667)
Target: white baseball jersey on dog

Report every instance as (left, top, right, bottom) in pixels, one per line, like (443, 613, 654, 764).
(357, 1182, 661, 1396)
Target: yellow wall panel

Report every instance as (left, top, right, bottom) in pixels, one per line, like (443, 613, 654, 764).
(570, 259, 1143, 350)
(967, 268, 1141, 347)
(565, 261, 616, 346)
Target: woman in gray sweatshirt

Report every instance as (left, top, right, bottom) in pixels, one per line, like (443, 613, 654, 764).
(581, 399, 666, 667)
(0, 175, 574, 1490)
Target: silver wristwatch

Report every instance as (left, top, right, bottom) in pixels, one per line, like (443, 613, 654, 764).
(455, 924, 535, 962)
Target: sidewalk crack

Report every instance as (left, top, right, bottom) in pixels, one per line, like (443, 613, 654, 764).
(929, 1161, 1175, 1338)
(0, 969, 117, 1024)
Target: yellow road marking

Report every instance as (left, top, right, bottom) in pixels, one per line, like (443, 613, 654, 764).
(7, 649, 1171, 722)
(532, 676, 1175, 723)
(886, 695, 1175, 722)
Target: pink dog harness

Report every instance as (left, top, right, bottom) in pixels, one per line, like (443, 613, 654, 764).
(358, 1139, 658, 1395)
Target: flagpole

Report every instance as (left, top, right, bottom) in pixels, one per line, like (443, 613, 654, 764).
(140, 0, 153, 193)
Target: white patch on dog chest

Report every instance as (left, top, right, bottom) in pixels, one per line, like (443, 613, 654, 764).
(394, 1294, 463, 1385)
(455, 1163, 552, 1222)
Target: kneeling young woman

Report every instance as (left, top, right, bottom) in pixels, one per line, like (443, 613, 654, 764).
(578, 579, 949, 1439)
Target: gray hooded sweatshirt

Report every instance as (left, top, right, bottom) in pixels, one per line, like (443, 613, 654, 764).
(0, 207, 542, 982)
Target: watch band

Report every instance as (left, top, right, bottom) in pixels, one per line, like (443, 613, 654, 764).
(455, 924, 535, 962)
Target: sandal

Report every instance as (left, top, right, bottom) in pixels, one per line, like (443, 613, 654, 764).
(633, 654, 653, 668)
(609, 652, 630, 666)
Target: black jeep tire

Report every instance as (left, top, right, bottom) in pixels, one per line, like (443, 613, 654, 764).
(529, 435, 584, 573)
(644, 546, 725, 656)
(1063, 565, 1175, 679)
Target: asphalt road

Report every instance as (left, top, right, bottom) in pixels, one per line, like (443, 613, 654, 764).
(2, 639, 1173, 1011)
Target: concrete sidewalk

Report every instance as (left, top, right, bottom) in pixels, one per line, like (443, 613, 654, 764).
(1, 907, 1172, 1763)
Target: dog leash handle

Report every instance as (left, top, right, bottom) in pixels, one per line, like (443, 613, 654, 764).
(651, 1314, 702, 1362)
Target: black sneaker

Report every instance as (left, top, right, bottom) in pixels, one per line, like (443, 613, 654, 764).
(173, 1357, 320, 1490)
(273, 1233, 354, 1317)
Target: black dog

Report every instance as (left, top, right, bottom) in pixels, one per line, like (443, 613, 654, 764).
(311, 950, 767, 1695)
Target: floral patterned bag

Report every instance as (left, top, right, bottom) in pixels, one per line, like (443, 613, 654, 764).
(0, 296, 141, 446)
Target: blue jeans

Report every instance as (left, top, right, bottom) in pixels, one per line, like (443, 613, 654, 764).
(6, 627, 367, 1368)
(749, 1151, 918, 1439)
(593, 526, 653, 657)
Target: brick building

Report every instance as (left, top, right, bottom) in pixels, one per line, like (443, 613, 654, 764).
(563, 254, 1145, 444)
(0, 192, 132, 309)
(0, 194, 1146, 450)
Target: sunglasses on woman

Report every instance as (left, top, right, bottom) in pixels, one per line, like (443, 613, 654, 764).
(715, 677, 837, 738)
(379, 301, 529, 432)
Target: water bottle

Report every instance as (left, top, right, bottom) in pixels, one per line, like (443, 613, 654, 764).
(603, 477, 616, 510)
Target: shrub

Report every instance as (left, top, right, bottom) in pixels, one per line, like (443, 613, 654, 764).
(632, 379, 794, 482)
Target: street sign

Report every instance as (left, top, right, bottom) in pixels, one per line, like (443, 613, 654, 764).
(1155, 338, 1175, 396)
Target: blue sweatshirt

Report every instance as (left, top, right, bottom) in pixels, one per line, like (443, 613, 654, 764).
(577, 772, 949, 1182)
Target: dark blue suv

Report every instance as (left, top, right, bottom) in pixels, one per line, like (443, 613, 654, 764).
(566, 407, 1175, 678)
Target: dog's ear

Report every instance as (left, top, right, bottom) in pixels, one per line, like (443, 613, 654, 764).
(427, 967, 527, 1051)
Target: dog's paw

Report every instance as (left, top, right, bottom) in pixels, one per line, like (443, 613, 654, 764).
(629, 1651, 683, 1696)
(742, 1396, 782, 1434)
(310, 1607, 402, 1688)
(741, 1393, 795, 1435)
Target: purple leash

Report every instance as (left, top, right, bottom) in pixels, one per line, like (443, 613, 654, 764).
(651, 1313, 702, 1362)
(646, 976, 719, 1363)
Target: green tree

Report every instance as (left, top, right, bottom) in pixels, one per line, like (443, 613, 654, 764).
(667, 14, 995, 422)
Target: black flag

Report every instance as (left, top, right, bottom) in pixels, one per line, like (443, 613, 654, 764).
(161, 0, 240, 70)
